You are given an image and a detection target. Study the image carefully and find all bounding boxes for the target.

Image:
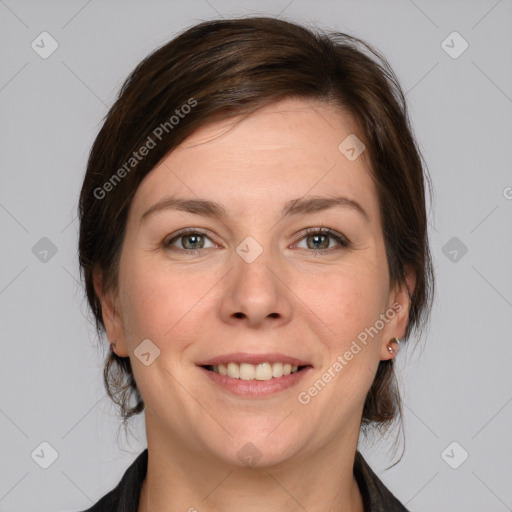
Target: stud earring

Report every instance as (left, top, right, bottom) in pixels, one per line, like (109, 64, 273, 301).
(387, 337, 400, 355)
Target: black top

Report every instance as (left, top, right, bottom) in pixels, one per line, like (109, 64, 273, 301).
(80, 449, 409, 512)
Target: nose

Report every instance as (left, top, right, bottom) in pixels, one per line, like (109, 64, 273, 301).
(218, 246, 293, 329)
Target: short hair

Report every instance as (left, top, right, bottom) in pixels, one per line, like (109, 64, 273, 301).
(78, 16, 434, 432)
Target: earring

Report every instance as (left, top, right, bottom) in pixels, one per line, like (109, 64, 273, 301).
(109, 341, 116, 353)
(387, 337, 400, 354)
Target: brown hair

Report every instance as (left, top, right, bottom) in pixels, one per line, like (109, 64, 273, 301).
(78, 16, 434, 431)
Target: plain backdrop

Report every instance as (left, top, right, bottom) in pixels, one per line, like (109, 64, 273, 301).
(1, 1, 511, 511)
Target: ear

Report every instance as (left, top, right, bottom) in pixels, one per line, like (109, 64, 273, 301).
(93, 266, 129, 357)
(380, 267, 416, 361)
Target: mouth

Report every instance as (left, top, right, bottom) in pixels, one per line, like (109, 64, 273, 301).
(195, 353, 314, 398)
(196, 352, 313, 381)
(200, 363, 312, 380)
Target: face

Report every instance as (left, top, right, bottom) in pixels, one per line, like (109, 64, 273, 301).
(96, 97, 411, 468)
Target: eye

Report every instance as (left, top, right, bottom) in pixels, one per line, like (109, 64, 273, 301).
(295, 227, 350, 254)
(164, 229, 216, 253)
(163, 227, 350, 255)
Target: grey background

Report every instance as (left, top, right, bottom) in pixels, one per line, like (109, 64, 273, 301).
(1, 0, 511, 511)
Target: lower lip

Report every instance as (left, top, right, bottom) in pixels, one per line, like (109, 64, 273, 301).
(197, 365, 313, 398)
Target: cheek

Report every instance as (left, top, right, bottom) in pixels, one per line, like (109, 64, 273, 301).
(293, 258, 388, 400)
(295, 259, 388, 342)
(296, 266, 386, 418)
(118, 252, 215, 345)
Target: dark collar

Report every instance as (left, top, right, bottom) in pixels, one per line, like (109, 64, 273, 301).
(353, 451, 410, 512)
(82, 449, 409, 512)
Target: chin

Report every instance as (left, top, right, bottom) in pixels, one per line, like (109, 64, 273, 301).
(209, 429, 306, 469)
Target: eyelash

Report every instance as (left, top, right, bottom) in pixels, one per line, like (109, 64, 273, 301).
(296, 227, 351, 254)
(164, 227, 350, 255)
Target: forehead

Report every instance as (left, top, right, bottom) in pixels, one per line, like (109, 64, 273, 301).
(177, 97, 365, 167)
(130, 98, 378, 222)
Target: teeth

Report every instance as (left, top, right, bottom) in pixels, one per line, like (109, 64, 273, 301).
(211, 362, 301, 380)
(227, 362, 239, 379)
(240, 363, 255, 380)
(272, 362, 284, 378)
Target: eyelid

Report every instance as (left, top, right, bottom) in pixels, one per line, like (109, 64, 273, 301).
(165, 227, 210, 240)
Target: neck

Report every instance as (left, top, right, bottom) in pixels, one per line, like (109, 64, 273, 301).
(138, 411, 364, 512)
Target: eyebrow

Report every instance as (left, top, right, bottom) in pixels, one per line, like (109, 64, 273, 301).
(140, 194, 370, 224)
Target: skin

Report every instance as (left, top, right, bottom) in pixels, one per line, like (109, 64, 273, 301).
(94, 97, 414, 512)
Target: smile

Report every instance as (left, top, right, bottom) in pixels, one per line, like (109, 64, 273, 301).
(204, 362, 306, 380)
(198, 364, 313, 398)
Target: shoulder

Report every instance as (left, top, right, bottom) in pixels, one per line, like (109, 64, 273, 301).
(354, 451, 410, 512)
(77, 449, 148, 512)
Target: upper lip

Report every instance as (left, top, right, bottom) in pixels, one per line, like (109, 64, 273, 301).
(196, 352, 312, 367)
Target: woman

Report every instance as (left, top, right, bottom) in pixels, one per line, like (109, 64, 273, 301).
(78, 16, 434, 512)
